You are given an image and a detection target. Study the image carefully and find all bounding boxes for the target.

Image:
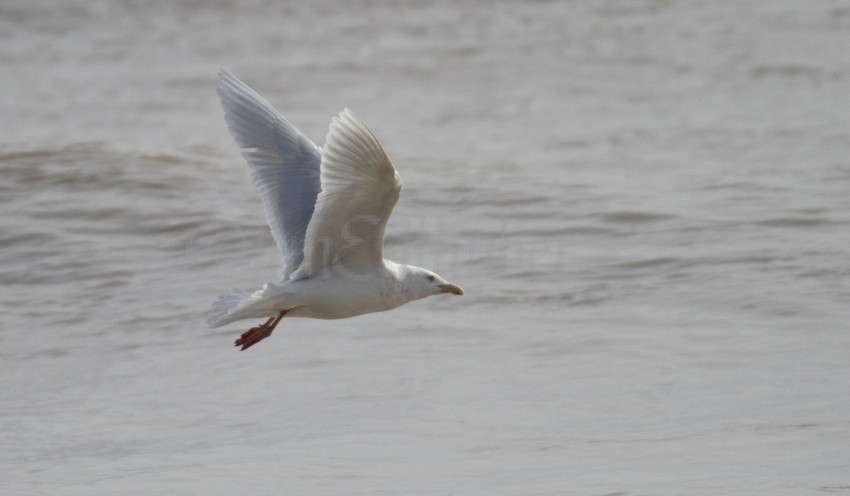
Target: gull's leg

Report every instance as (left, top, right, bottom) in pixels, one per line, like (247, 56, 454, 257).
(234, 310, 287, 351)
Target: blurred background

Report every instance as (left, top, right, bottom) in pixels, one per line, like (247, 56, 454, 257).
(2, 1, 849, 494)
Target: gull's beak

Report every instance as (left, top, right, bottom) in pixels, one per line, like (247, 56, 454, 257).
(438, 283, 464, 296)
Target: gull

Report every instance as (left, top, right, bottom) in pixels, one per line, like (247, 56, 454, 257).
(208, 70, 464, 350)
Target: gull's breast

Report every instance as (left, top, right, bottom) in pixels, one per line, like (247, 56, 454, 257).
(284, 273, 398, 320)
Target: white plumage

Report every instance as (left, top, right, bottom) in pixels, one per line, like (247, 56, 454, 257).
(209, 71, 463, 350)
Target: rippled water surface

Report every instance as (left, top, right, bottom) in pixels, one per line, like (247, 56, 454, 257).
(2, 1, 850, 494)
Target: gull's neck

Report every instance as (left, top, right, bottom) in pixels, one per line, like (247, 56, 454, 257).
(379, 259, 414, 308)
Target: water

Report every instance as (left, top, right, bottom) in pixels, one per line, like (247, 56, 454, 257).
(2, 1, 850, 494)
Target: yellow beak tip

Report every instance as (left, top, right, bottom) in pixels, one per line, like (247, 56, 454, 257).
(439, 283, 464, 296)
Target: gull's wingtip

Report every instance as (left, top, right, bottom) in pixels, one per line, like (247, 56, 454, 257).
(330, 108, 356, 130)
(216, 70, 252, 102)
(218, 70, 250, 93)
(342, 108, 358, 120)
(337, 108, 367, 129)
(217, 69, 237, 85)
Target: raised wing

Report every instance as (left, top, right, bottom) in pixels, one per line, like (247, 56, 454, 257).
(217, 70, 321, 280)
(290, 109, 401, 279)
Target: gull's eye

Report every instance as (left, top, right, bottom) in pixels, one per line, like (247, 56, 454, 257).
(426, 274, 436, 282)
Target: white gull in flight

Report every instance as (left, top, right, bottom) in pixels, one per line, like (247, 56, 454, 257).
(209, 70, 464, 350)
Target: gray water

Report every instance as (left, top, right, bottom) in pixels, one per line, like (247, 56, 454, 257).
(2, 1, 850, 494)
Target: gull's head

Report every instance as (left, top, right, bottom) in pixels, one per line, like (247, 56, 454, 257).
(401, 265, 464, 301)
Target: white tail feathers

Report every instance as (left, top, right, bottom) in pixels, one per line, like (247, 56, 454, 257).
(207, 283, 291, 327)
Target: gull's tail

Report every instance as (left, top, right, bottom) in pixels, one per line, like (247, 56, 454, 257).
(207, 283, 292, 328)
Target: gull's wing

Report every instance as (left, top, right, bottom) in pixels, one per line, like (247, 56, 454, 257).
(290, 109, 401, 279)
(217, 70, 321, 280)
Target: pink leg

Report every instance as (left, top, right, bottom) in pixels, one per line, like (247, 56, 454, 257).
(234, 310, 287, 351)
